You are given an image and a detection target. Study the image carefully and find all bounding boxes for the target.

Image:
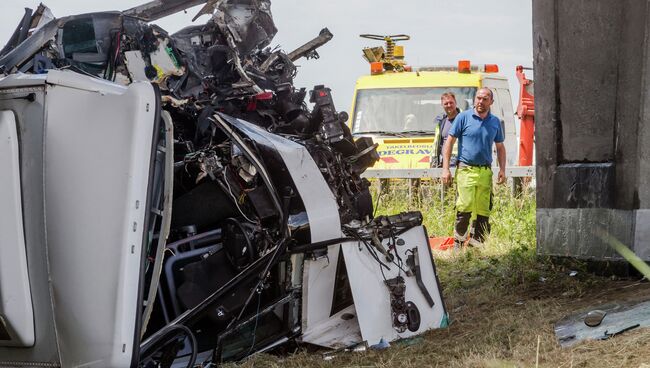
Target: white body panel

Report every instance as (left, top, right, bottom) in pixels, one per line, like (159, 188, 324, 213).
(300, 244, 360, 347)
(229, 118, 342, 244)
(0, 110, 35, 347)
(301, 304, 361, 347)
(341, 226, 447, 345)
(42, 70, 157, 367)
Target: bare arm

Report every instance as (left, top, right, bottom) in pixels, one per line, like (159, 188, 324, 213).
(442, 136, 456, 170)
(441, 136, 456, 184)
(495, 142, 506, 184)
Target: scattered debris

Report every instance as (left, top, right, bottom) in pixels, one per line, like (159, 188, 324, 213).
(429, 236, 455, 251)
(369, 337, 391, 350)
(555, 300, 650, 346)
(395, 335, 424, 347)
(596, 323, 640, 340)
(322, 341, 367, 361)
(569, 270, 578, 277)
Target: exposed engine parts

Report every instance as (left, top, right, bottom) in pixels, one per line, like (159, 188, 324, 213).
(0, 1, 447, 367)
(385, 276, 409, 333)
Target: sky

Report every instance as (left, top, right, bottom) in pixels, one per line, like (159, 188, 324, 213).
(0, 0, 533, 111)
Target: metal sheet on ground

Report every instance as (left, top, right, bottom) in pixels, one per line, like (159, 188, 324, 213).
(555, 300, 650, 347)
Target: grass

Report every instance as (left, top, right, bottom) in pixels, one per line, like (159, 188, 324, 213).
(374, 181, 540, 292)
(228, 181, 650, 368)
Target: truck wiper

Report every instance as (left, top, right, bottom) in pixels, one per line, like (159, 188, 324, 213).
(356, 131, 408, 137)
(401, 130, 436, 135)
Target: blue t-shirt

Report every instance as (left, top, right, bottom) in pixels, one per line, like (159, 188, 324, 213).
(448, 109, 504, 166)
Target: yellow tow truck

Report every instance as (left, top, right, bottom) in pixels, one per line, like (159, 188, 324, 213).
(349, 34, 518, 174)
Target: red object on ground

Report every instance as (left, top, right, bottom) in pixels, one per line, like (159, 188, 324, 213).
(429, 236, 455, 251)
(516, 65, 535, 167)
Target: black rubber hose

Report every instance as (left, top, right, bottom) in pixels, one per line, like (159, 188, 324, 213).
(146, 324, 197, 368)
(176, 325, 198, 368)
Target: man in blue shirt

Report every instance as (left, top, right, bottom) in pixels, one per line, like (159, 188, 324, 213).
(441, 88, 506, 247)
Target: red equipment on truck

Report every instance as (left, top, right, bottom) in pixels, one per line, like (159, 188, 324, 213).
(516, 65, 535, 167)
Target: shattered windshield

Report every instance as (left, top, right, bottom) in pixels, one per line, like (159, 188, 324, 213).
(351, 87, 477, 135)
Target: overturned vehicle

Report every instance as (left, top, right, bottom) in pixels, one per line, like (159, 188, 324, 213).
(0, 1, 447, 367)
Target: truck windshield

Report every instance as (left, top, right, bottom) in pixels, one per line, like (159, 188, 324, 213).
(351, 87, 477, 135)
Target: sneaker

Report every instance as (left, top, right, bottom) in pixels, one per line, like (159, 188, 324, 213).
(467, 238, 484, 247)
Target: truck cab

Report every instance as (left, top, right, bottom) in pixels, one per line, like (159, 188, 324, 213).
(349, 35, 518, 172)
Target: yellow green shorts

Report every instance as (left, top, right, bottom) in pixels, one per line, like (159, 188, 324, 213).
(455, 166, 493, 217)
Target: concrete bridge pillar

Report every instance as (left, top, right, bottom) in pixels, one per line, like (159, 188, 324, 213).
(534, 0, 650, 261)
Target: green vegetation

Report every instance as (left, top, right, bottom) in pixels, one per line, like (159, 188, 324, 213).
(374, 181, 535, 245)
(230, 182, 650, 367)
(375, 181, 538, 291)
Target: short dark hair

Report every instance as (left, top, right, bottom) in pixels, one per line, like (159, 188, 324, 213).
(441, 92, 456, 101)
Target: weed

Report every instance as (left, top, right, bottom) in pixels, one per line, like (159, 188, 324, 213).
(375, 181, 539, 292)
(229, 181, 650, 368)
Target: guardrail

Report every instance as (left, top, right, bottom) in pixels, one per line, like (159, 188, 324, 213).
(361, 166, 535, 179)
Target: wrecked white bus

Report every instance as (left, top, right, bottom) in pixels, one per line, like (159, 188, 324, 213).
(0, 1, 447, 367)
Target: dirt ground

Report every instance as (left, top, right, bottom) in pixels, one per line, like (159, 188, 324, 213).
(230, 252, 650, 368)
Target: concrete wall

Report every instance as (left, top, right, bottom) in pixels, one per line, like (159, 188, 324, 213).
(534, 0, 650, 260)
